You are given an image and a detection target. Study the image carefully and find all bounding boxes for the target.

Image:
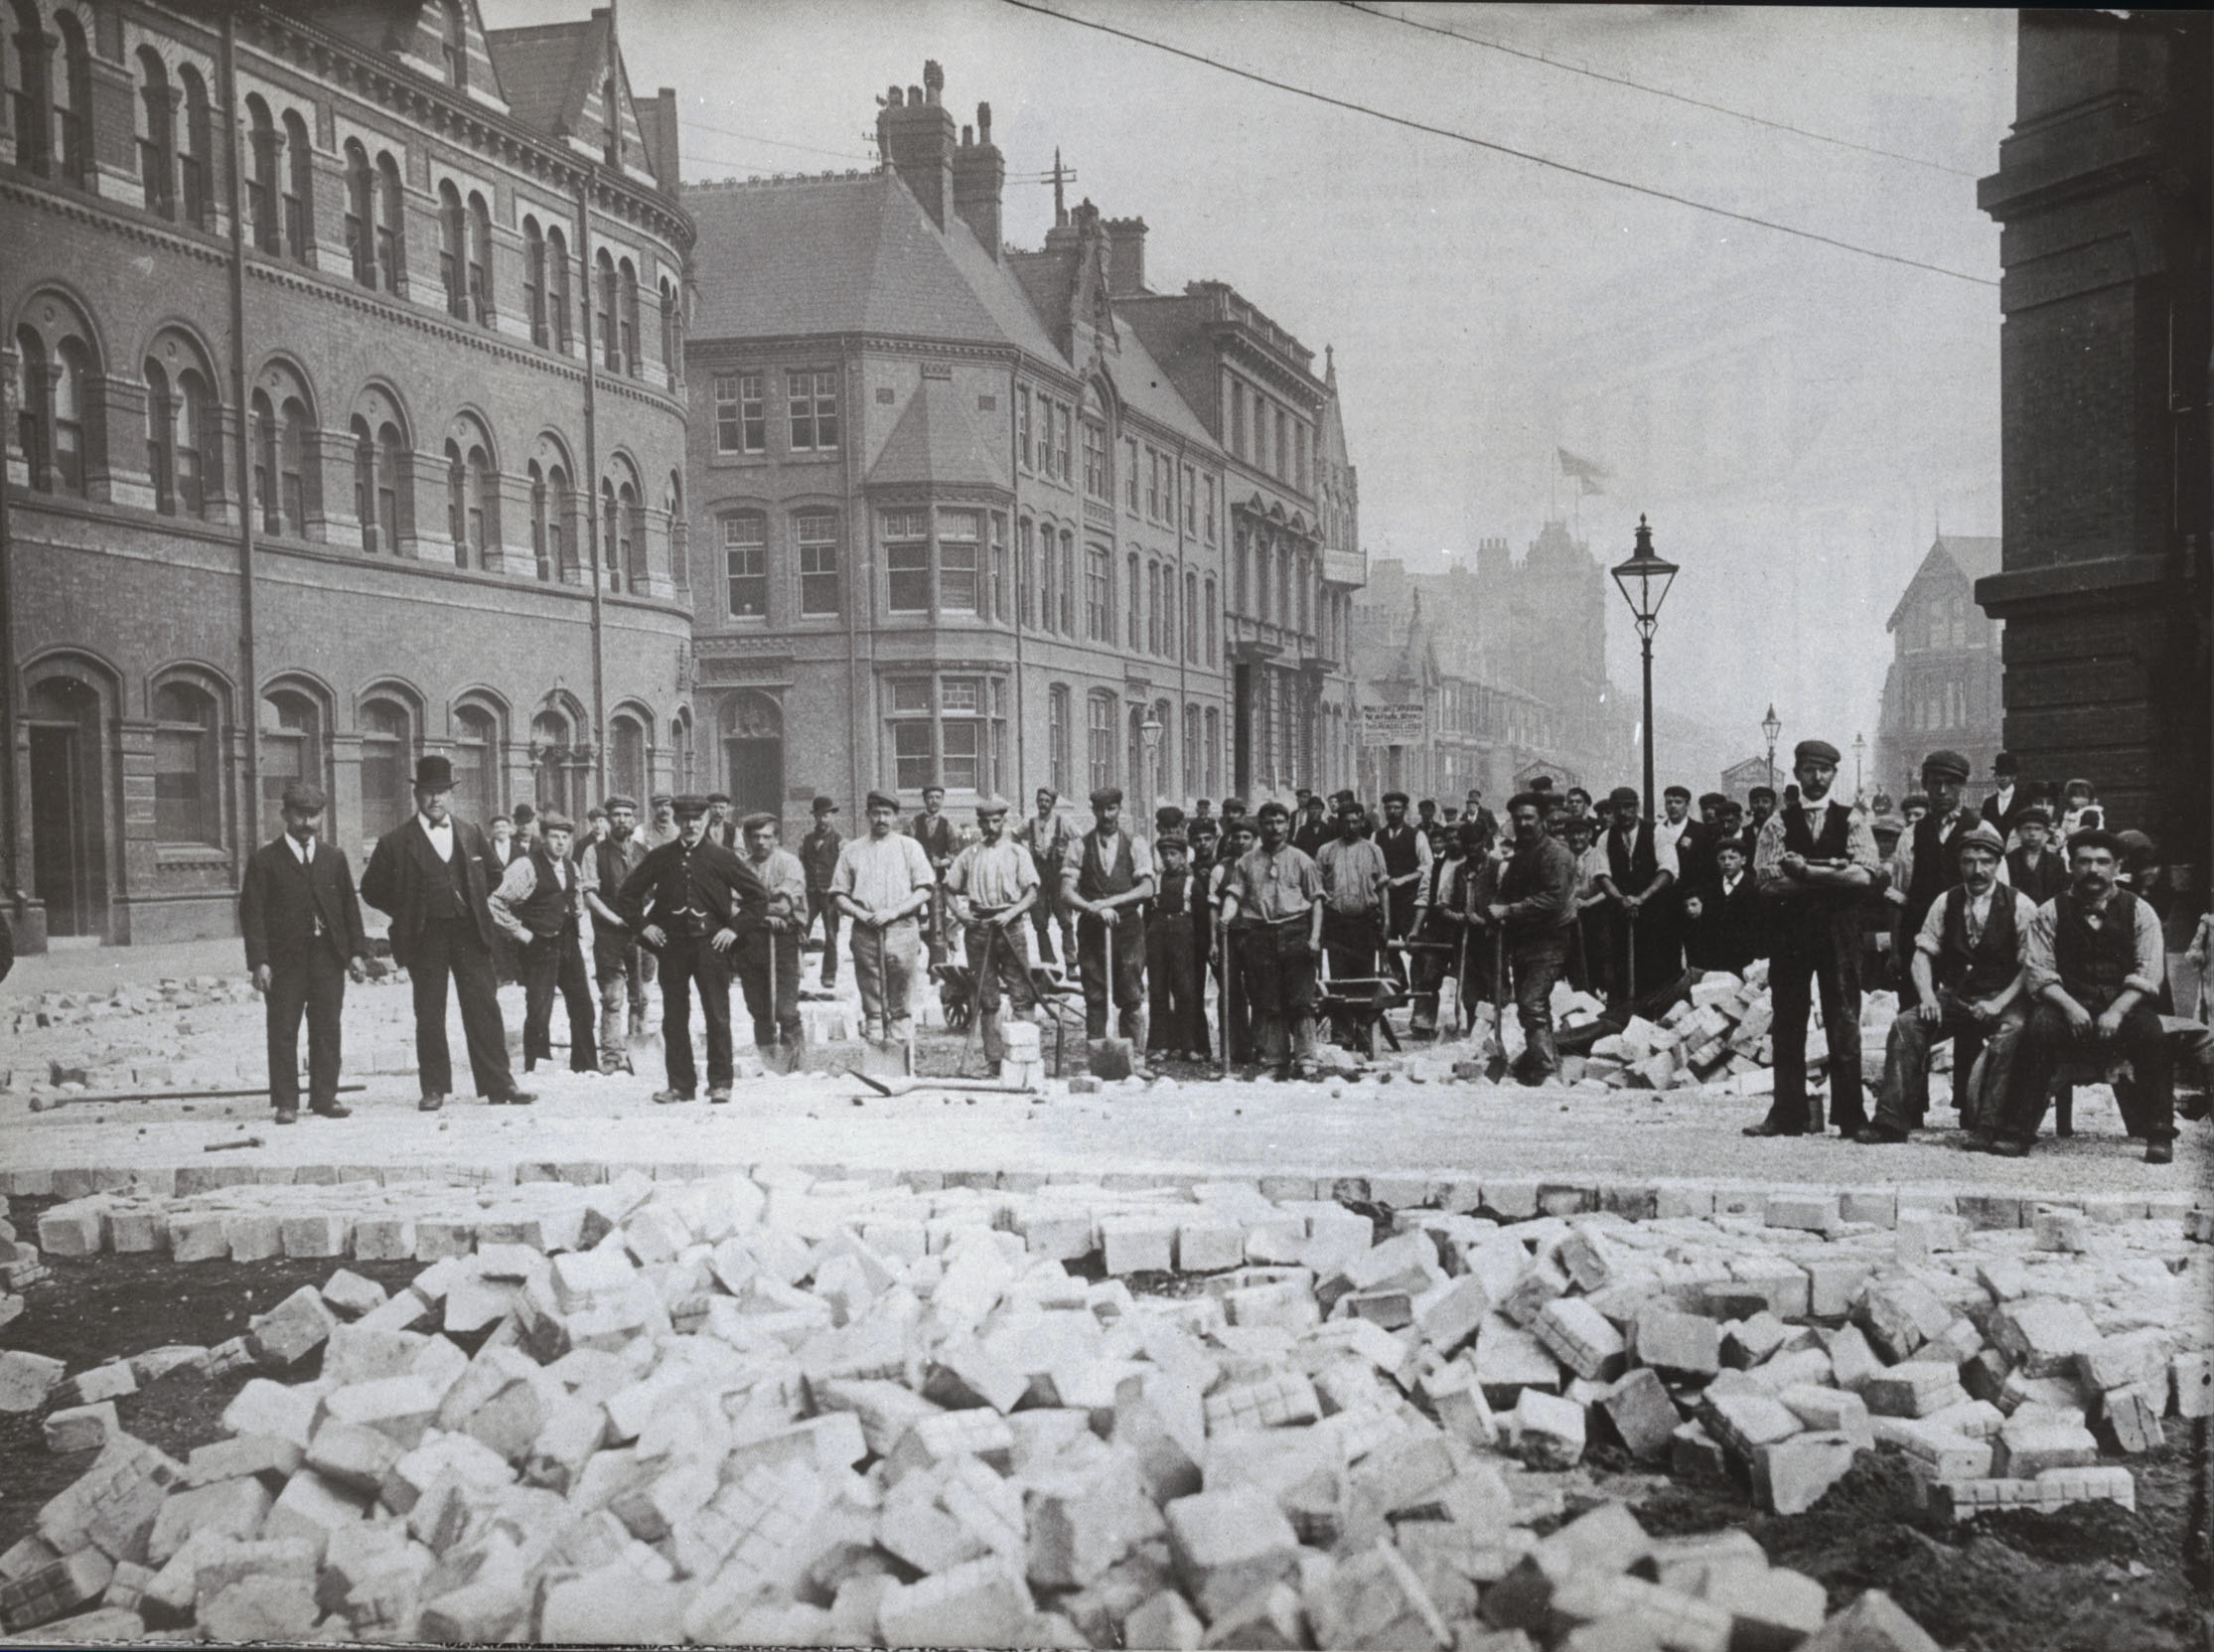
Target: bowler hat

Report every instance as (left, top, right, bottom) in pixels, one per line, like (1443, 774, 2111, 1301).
(812, 796, 838, 815)
(280, 782, 326, 814)
(1794, 740, 1842, 767)
(413, 755, 455, 790)
(512, 803, 535, 825)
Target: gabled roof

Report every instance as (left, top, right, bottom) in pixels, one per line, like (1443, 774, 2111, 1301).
(299, 0, 508, 109)
(1107, 320, 1216, 448)
(1887, 534, 2003, 630)
(485, 10, 650, 164)
(868, 375, 1008, 490)
(685, 172, 1063, 363)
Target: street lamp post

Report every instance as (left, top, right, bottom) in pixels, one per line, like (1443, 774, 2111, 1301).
(1853, 732, 1866, 805)
(1139, 710, 1163, 826)
(1762, 702, 1781, 792)
(1610, 516, 1679, 821)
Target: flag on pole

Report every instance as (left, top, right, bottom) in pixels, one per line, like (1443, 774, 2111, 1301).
(1557, 448, 1609, 494)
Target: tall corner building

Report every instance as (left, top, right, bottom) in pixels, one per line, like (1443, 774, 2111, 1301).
(4, 0, 693, 950)
(680, 61, 1363, 832)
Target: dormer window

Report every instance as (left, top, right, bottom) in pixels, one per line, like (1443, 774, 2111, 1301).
(440, 0, 468, 90)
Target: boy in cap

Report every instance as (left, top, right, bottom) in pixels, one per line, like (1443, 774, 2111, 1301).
(909, 783, 959, 968)
(619, 796, 770, 1103)
(240, 783, 369, 1125)
(362, 756, 533, 1110)
(832, 791, 939, 1053)
(488, 811, 599, 1077)
(1146, 829, 1206, 1059)
(799, 797, 844, 986)
(1682, 833, 1763, 977)
(738, 812, 808, 1064)
(2006, 806, 2067, 905)
(944, 796, 1040, 1075)
(1063, 787, 1153, 1045)
(1745, 739, 1879, 1137)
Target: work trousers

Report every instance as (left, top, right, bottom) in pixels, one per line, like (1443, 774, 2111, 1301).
(924, 881, 951, 968)
(593, 928, 649, 1056)
(1217, 925, 1254, 1064)
(963, 919, 1037, 1064)
(1761, 905, 1864, 1135)
(1508, 931, 1571, 1069)
(1383, 883, 1421, 987)
(1077, 912, 1146, 1040)
(409, 914, 515, 1100)
(1146, 913, 1205, 1055)
(1321, 908, 1384, 1044)
(1239, 920, 1318, 1070)
(656, 931, 734, 1095)
(738, 926, 804, 1054)
(520, 927, 598, 1073)
(1608, 900, 1683, 1005)
(1999, 993, 2173, 1146)
(805, 890, 841, 984)
(1030, 884, 1075, 969)
(265, 947, 346, 1111)
(851, 917, 921, 1044)
(1871, 993, 2024, 1134)
(1571, 909, 1610, 998)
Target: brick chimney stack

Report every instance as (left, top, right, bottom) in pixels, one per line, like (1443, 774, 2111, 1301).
(1103, 216, 1147, 296)
(952, 99, 1004, 257)
(875, 61, 956, 229)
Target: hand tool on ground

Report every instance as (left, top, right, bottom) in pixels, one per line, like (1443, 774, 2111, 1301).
(1086, 909, 1133, 1079)
(30, 1081, 369, 1113)
(203, 1135, 265, 1151)
(1485, 924, 1511, 1082)
(761, 922, 797, 1076)
(956, 918, 994, 1079)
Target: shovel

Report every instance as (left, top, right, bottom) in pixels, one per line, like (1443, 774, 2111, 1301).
(1484, 925, 1511, 1083)
(760, 924, 797, 1077)
(1087, 912, 1135, 1079)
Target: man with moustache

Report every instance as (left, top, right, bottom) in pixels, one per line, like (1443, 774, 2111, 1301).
(1482, 791, 1579, 1083)
(1743, 739, 1878, 1138)
(1220, 800, 1325, 1081)
(583, 793, 651, 1074)
(620, 796, 770, 1104)
(240, 783, 369, 1125)
(833, 792, 940, 1052)
(488, 811, 600, 1078)
(1889, 750, 1979, 1002)
(1988, 828, 2175, 1163)
(736, 811, 808, 1066)
(1375, 791, 1432, 989)
(1063, 786, 1154, 1045)
(362, 756, 533, 1111)
(944, 795, 1041, 1076)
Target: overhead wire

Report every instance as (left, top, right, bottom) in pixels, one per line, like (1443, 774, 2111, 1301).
(996, 0, 1997, 288)
(1342, 1, 1978, 179)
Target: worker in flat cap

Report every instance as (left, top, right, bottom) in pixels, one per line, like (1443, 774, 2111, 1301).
(1482, 790, 1581, 1082)
(1016, 787, 1078, 970)
(799, 797, 845, 988)
(2006, 805, 2067, 905)
(1889, 749, 1983, 1007)
(642, 792, 679, 849)
(704, 792, 737, 849)
(240, 782, 369, 1125)
(1859, 821, 2035, 1144)
(832, 790, 939, 1055)
(1291, 791, 1332, 857)
(1594, 785, 1677, 1007)
(617, 795, 771, 1103)
(362, 756, 534, 1111)
(1218, 799, 1325, 1080)
(1145, 829, 1206, 1060)
(488, 810, 599, 1078)
(1745, 738, 1880, 1138)
(908, 782, 959, 969)
(1375, 792, 1431, 990)
(1063, 787, 1153, 1046)
(945, 795, 1040, 1075)
(734, 811, 807, 1066)
(1988, 826, 2176, 1163)
(1315, 794, 1390, 1046)
(582, 793, 651, 1073)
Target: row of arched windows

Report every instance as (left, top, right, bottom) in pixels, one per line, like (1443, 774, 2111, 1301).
(6, 0, 92, 188)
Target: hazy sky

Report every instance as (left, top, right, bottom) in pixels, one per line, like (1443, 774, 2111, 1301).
(486, 1, 2013, 763)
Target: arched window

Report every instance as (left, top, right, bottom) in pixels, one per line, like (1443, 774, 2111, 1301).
(144, 353, 215, 519)
(1183, 701, 1202, 797)
(374, 152, 404, 292)
(438, 182, 466, 317)
(153, 680, 221, 844)
(531, 707, 581, 818)
(665, 471, 687, 592)
(10, 0, 52, 176)
(1153, 698, 1174, 800)
(282, 109, 314, 260)
(253, 389, 279, 529)
(438, 0, 467, 89)
(245, 96, 280, 251)
(179, 68, 212, 227)
(544, 225, 571, 350)
(471, 444, 494, 563)
(544, 462, 569, 577)
(452, 702, 501, 824)
(609, 712, 648, 803)
(522, 218, 546, 344)
(344, 141, 374, 283)
(659, 276, 678, 382)
(258, 688, 324, 835)
(466, 191, 492, 326)
(527, 461, 548, 578)
(596, 250, 618, 370)
(1048, 684, 1070, 796)
(445, 441, 467, 562)
(13, 328, 50, 491)
(359, 698, 412, 833)
(617, 258, 639, 376)
(277, 396, 310, 534)
(47, 335, 89, 497)
(669, 709, 694, 792)
(352, 417, 378, 550)
(1060, 530, 1076, 634)
(1185, 571, 1199, 663)
(350, 389, 406, 552)
(53, 9, 88, 188)
(137, 49, 175, 218)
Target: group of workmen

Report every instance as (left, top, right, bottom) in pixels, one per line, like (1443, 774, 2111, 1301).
(235, 737, 2186, 1164)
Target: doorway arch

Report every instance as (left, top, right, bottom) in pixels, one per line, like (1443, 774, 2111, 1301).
(26, 662, 114, 938)
(719, 691, 783, 817)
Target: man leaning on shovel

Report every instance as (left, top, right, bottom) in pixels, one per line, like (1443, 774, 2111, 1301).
(945, 795, 1041, 1078)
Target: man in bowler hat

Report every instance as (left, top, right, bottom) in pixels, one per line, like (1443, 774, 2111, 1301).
(362, 755, 534, 1111)
(240, 782, 369, 1124)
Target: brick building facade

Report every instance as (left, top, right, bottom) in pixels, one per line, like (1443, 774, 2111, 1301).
(1976, 10, 2210, 856)
(3, 0, 693, 949)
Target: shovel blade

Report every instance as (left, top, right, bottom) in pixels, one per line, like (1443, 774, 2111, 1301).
(857, 1037, 912, 1081)
(1089, 1037, 1134, 1081)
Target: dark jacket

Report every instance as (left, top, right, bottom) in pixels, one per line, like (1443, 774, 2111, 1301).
(2007, 845, 2067, 907)
(361, 815, 503, 967)
(241, 834, 369, 972)
(616, 834, 770, 941)
(1497, 832, 1579, 937)
(1980, 787, 2033, 845)
(1687, 868, 1764, 973)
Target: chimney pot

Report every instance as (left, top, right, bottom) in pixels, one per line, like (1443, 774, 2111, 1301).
(977, 101, 992, 142)
(962, 124, 973, 146)
(910, 84, 923, 104)
(887, 84, 903, 106)
(923, 60, 944, 101)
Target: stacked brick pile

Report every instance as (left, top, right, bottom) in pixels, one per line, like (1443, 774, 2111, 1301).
(2, 1169, 2206, 1646)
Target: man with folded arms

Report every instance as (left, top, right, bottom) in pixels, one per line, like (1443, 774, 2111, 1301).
(1986, 827, 2175, 1163)
(1858, 822, 2033, 1142)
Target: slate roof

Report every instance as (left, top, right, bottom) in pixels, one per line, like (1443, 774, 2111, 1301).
(1887, 534, 2003, 630)
(868, 376, 1009, 490)
(685, 172, 1062, 363)
(485, 18, 601, 137)
(1109, 319, 1215, 447)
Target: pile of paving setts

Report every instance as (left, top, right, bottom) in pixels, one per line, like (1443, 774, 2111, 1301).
(2, 1173, 2210, 1648)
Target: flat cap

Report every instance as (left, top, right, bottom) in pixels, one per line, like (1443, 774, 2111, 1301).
(1920, 749, 1970, 782)
(1382, 791, 1409, 806)
(602, 794, 638, 813)
(973, 794, 1010, 816)
(1157, 829, 1188, 849)
(1795, 739, 1844, 767)
(1664, 784, 1693, 800)
(739, 811, 778, 830)
(1336, 796, 1367, 816)
(706, 791, 732, 806)
(2018, 804, 2053, 826)
(670, 795, 710, 819)
(650, 792, 674, 806)
(1698, 792, 1728, 811)
(280, 782, 326, 813)
(1609, 786, 1641, 808)
(1956, 822, 2005, 856)
(866, 790, 899, 813)
(536, 811, 575, 835)
(1255, 800, 1290, 821)
(1090, 787, 1123, 809)
(1507, 792, 1546, 815)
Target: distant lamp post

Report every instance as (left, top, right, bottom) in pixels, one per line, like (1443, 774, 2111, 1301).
(1761, 702, 1782, 791)
(1853, 732, 1866, 805)
(1610, 516, 1678, 820)
(1139, 710, 1163, 822)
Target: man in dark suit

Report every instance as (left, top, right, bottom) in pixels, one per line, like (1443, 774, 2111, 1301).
(619, 794, 770, 1103)
(240, 783, 369, 1125)
(1979, 751, 2031, 847)
(361, 755, 533, 1112)
(1595, 786, 1677, 1003)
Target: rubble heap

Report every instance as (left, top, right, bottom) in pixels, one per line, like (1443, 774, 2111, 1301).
(2, 1170, 2207, 1647)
